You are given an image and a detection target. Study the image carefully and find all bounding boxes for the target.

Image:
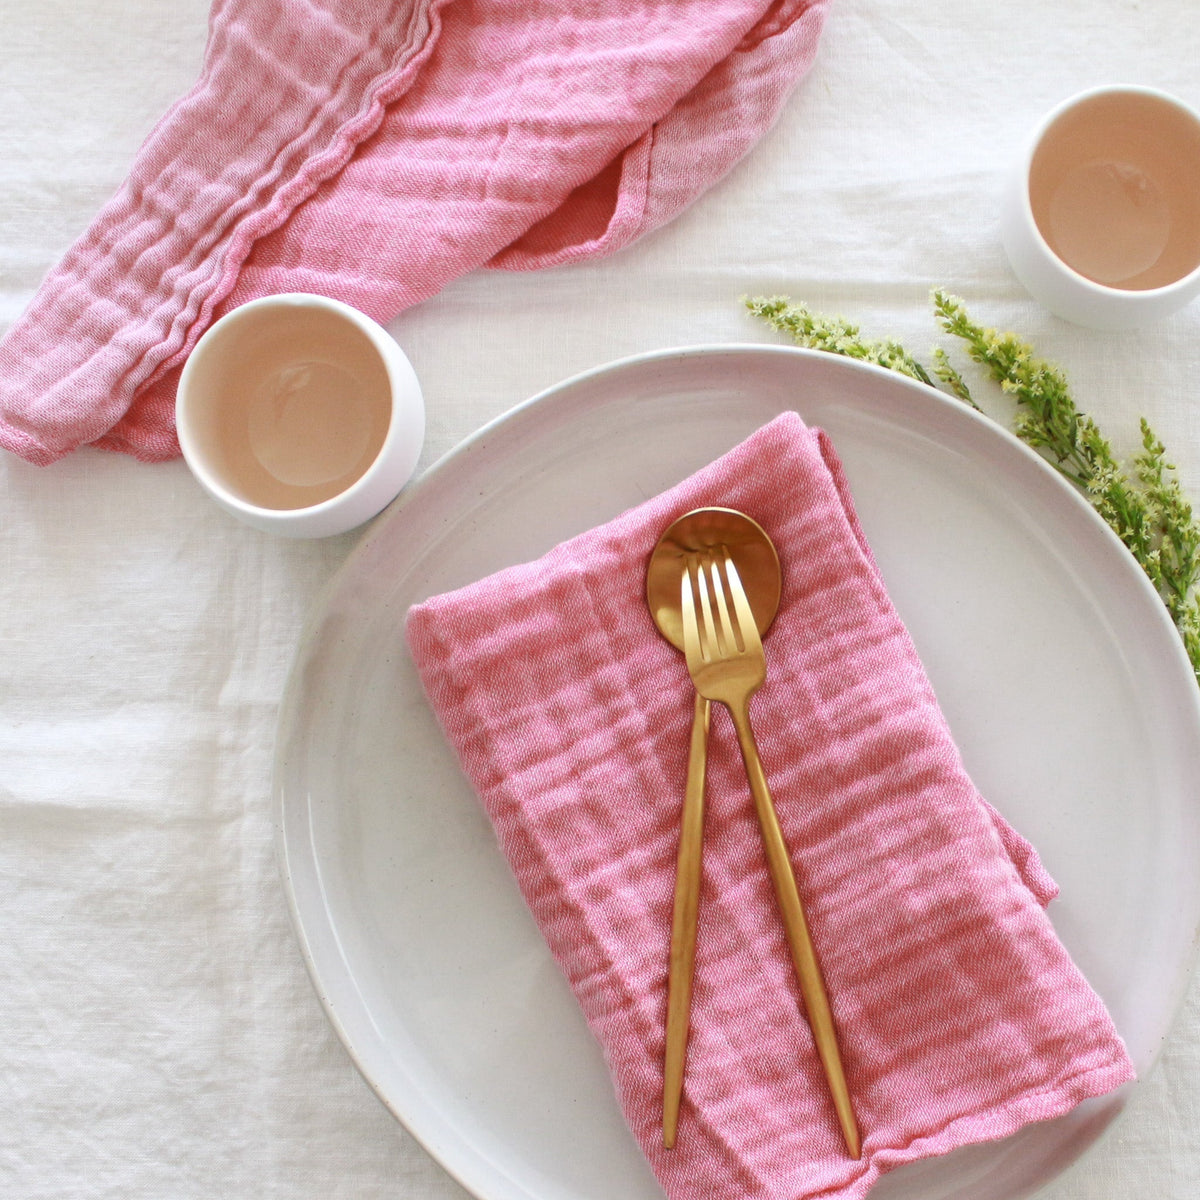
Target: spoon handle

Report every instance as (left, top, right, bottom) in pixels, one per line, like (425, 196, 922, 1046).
(663, 690, 709, 1149)
(729, 698, 862, 1161)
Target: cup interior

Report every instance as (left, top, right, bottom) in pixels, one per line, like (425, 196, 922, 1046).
(180, 301, 394, 512)
(1027, 89, 1200, 291)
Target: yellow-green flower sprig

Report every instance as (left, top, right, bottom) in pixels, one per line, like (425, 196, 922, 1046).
(746, 291, 1200, 685)
(744, 296, 971, 403)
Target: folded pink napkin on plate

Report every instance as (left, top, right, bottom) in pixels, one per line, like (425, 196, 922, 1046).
(405, 412, 1134, 1200)
(0, 0, 827, 466)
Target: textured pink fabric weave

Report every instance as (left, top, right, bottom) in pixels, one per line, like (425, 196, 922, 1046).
(405, 413, 1134, 1200)
(0, 0, 827, 465)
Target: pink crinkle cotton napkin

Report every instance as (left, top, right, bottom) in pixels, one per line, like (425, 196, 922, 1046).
(405, 412, 1134, 1200)
(0, 0, 827, 466)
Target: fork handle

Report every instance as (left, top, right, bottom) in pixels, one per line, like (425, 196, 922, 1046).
(728, 700, 862, 1161)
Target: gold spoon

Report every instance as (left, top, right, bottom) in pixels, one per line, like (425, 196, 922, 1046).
(645, 508, 781, 1149)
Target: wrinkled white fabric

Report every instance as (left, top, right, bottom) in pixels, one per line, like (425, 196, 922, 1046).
(2, 2, 1199, 1198)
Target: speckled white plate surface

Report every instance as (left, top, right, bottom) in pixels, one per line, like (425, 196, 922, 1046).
(274, 346, 1200, 1200)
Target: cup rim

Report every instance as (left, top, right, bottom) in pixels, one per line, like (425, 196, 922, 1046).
(1015, 83, 1200, 301)
(176, 293, 417, 523)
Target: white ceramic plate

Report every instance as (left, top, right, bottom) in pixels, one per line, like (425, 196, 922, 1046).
(274, 346, 1200, 1200)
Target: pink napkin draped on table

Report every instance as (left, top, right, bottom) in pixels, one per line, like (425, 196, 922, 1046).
(406, 412, 1134, 1200)
(0, 0, 828, 466)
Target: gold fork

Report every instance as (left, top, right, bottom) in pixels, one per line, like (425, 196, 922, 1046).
(680, 548, 862, 1160)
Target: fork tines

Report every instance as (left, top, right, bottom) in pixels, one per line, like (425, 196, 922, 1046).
(682, 548, 759, 662)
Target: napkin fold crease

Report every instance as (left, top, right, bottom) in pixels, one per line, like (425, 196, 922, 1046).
(0, 0, 828, 465)
(405, 412, 1134, 1200)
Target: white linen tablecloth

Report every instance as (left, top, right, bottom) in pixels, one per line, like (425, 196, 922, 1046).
(2, 2, 1199, 1197)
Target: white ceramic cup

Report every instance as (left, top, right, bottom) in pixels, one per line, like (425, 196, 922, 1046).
(176, 294, 424, 537)
(1000, 85, 1200, 330)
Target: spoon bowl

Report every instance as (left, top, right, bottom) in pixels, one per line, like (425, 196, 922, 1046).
(646, 507, 781, 647)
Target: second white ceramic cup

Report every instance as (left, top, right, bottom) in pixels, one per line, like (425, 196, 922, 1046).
(177, 294, 425, 538)
(1001, 85, 1200, 330)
